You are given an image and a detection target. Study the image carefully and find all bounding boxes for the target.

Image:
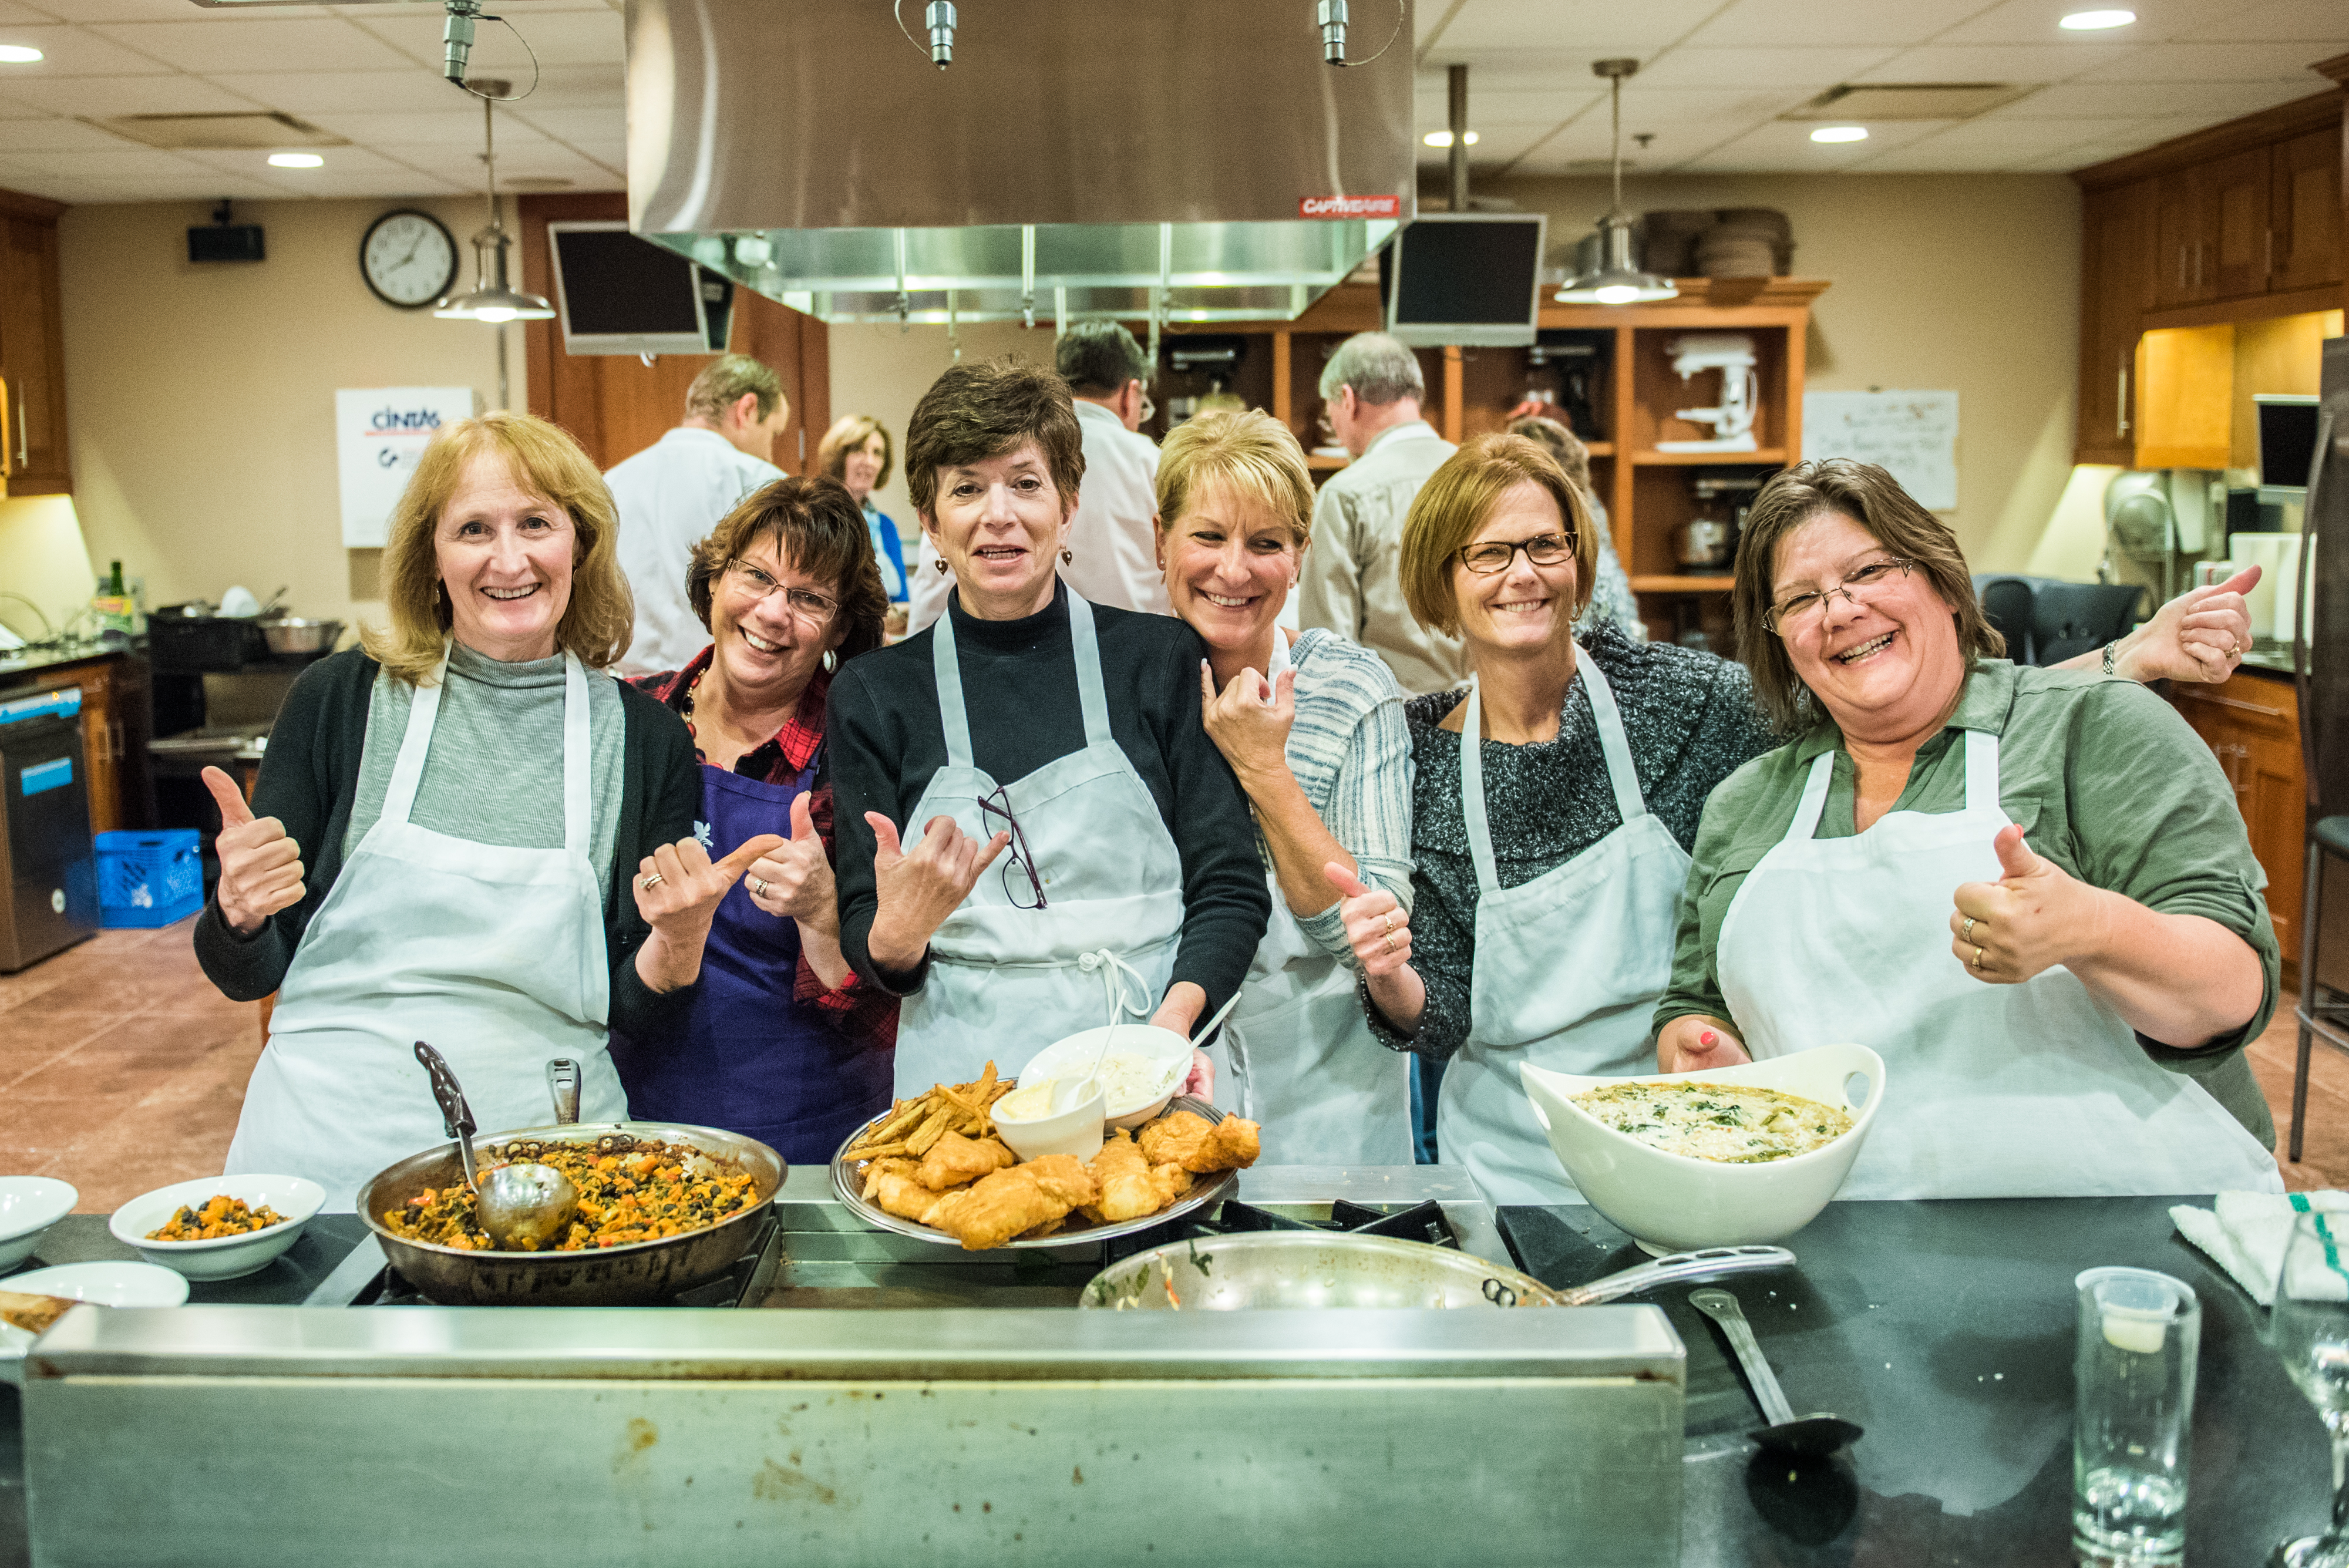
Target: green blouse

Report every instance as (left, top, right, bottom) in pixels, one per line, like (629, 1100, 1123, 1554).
(1653, 659, 2277, 1146)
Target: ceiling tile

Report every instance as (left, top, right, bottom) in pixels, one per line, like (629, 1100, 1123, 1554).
(0, 70, 260, 113)
(1632, 46, 1905, 89)
(2014, 78, 2320, 116)
(1684, 0, 1987, 48)
(1422, 0, 1722, 53)
(0, 140, 208, 176)
(1853, 43, 2143, 82)
(35, 0, 338, 19)
(201, 68, 471, 112)
(347, 5, 621, 69)
(302, 108, 550, 146)
(1415, 86, 1599, 125)
(499, 102, 620, 143)
(498, 62, 619, 106)
(1935, 0, 2243, 46)
(0, 111, 129, 148)
(0, 23, 173, 73)
(2072, 41, 2347, 81)
(86, 17, 412, 73)
(0, 0, 55, 22)
(1676, 116, 1943, 171)
(2168, 0, 2349, 41)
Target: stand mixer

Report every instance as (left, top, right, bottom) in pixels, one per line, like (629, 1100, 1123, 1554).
(1658, 333, 1759, 453)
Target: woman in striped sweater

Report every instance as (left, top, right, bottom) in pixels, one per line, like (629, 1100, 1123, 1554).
(1155, 409, 1415, 1165)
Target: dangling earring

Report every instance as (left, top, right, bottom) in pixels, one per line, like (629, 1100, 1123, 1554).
(933, 557, 950, 575)
(822, 648, 837, 672)
(1061, 548, 1075, 565)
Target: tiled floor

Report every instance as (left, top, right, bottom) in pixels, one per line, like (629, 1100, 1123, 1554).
(9, 923, 2349, 1210)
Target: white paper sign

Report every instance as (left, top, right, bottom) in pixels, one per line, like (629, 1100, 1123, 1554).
(337, 387, 476, 547)
(1802, 391, 1960, 512)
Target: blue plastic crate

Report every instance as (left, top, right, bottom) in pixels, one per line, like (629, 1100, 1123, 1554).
(94, 829, 204, 928)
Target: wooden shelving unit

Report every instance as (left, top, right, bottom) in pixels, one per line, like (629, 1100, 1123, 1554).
(1155, 277, 1828, 644)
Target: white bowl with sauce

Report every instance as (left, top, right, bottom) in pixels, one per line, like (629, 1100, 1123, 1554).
(1520, 1042, 1886, 1254)
(1018, 1026, 1192, 1130)
(991, 1077, 1108, 1163)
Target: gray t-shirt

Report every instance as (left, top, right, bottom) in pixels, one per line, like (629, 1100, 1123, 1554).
(346, 641, 628, 889)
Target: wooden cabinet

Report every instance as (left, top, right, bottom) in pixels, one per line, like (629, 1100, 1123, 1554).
(2203, 147, 2275, 302)
(2077, 181, 2155, 466)
(2168, 669, 2306, 954)
(0, 187, 70, 494)
(2273, 126, 2345, 294)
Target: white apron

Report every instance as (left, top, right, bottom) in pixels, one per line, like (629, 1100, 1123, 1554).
(1438, 648, 1692, 1204)
(1211, 629, 1412, 1166)
(894, 594, 1187, 1094)
(225, 652, 627, 1211)
(1715, 728, 2283, 1200)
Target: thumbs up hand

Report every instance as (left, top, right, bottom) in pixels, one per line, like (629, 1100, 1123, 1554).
(634, 830, 788, 940)
(1325, 860, 1413, 978)
(1950, 823, 2100, 985)
(743, 791, 839, 931)
(203, 765, 304, 936)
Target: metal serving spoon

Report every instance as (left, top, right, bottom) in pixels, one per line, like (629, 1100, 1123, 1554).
(412, 1043, 580, 1250)
(1690, 1286, 1865, 1458)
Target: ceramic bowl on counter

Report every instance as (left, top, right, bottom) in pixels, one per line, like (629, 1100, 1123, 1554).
(107, 1174, 326, 1280)
(0, 1177, 79, 1273)
(1520, 1042, 1886, 1254)
(1017, 1025, 1191, 1130)
(991, 1077, 1108, 1163)
(0, 1260, 187, 1387)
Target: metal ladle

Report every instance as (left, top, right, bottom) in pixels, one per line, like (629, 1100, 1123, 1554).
(1690, 1286, 1864, 1458)
(412, 1042, 581, 1251)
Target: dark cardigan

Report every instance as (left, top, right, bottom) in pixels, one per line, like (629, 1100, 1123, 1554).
(191, 647, 703, 1039)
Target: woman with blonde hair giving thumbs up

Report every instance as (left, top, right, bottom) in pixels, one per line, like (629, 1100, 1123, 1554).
(617, 476, 898, 1163)
(196, 412, 770, 1210)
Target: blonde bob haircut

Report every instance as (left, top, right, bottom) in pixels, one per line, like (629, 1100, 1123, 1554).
(816, 413, 894, 493)
(1398, 433, 1597, 638)
(1153, 408, 1316, 547)
(361, 410, 634, 687)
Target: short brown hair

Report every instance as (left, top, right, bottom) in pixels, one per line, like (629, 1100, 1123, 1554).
(685, 354, 786, 422)
(685, 476, 890, 666)
(1154, 409, 1315, 547)
(361, 411, 633, 686)
(903, 358, 1085, 518)
(816, 414, 894, 492)
(1732, 457, 2004, 733)
(1398, 433, 1598, 638)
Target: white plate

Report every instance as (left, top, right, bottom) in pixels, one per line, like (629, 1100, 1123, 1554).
(109, 1174, 326, 1281)
(1, 1260, 187, 1385)
(0, 1176, 79, 1273)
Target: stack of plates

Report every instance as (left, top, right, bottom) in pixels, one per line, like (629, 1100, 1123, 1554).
(1704, 208, 1793, 277)
(1637, 210, 1717, 277)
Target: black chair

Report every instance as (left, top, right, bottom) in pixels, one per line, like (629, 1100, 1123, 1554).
(1973, 576, 2037, 662)
(2295, 821, 2349, 1162)
(1968, 574, 2144, 667)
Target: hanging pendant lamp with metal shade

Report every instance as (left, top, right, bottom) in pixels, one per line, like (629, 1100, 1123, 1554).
(435, 90, 554, 324)
(1554, 58, 1677, 306)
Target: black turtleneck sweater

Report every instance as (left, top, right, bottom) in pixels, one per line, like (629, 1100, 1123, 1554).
(826, 582, 1270, 1016)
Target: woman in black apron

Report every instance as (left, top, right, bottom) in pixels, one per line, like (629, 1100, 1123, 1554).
(611, 476, 898, 1164)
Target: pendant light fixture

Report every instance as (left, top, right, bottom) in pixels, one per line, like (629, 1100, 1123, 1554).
(1553, 58, 1677, 306)
(435, 87, 553, 324)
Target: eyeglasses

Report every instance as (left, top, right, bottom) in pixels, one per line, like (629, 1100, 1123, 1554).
(976, 786, 1046, 909)
(1764, 557, 1919, 634)
(1454, 533, 1577, 576)
(725, 559, 838, 625)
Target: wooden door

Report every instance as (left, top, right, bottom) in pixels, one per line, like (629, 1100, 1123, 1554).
(0, 199, 70, 493)
(2152, 170, 2205, 307)
(2201, 147, 2272, 300)
(2075, 181, 2152, 465)
(2169, 674, 2306, 954)
(73, 662, 117, 838)
(2271, 127, 2343, 292)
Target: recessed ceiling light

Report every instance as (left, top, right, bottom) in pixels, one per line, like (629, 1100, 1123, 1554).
(268, 152, 324, 167)
(2059, 9, 2135, 28)
(1423, 129, 1480, 147)
(0, 45, 43, 63)
(1810, 126, 1869, 143)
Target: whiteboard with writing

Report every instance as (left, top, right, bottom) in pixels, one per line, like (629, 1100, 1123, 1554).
(1801, 391, 1959, 512)
(337, 386, 476, 547)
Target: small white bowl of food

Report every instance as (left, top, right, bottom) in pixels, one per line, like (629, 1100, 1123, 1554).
(1520, 1042, 1886, 1254)
(0, 1176, 79, 1273)
(990, 1075, 1108, 1163)
(108, 1174, 327, 1281)
(1018, 1026, 1192, 1130)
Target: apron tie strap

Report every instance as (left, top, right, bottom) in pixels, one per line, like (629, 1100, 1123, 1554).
(1078, 947, 1154, 1026)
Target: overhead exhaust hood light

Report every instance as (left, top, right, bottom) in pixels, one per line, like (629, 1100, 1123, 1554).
(1555, 58, 1676, 307)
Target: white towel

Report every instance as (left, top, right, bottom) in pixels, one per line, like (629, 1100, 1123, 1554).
(2170, 1190, 2349, 1305)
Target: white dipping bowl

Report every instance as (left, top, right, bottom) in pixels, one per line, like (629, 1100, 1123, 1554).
(1521, 1042, 1886, 1254)
(0, 1260, 189, 1387)
(1019, 1025, 1191, 1130)
(993, 1078, 1108, 1163)
(107, 1174, 325, 1281)
(0, 1176, 79, 1273)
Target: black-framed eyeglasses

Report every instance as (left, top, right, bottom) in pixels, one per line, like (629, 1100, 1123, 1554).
(1455, 533, 1577, 576)
(725, 558, 839, 625)
(1764, 557, 1918, 634)
(977, 786, 1046, 909)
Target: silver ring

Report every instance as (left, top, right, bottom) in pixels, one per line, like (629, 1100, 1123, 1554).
(640, 872, 665, 892)
(1961, 916, 1976, 941)
(750, 877, 769, 898)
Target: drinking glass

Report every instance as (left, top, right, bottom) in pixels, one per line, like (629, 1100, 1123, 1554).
(2270, 1212, 2349, 1568)
(2073, 1266, 2200, 1567)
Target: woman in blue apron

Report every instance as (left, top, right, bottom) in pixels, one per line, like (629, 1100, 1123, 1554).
(826, 359, 1270, 1097)
(818, 414, 910, 606)
(615, 476, 899, 1165)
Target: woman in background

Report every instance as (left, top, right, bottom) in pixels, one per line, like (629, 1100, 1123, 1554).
(819, 414, 910, 607)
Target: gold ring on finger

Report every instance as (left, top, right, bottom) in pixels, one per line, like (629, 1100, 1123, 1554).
(1382, 910, 1396, 934)
(1382, 931, 1398, 954)
(750, 877, 769, 898)
(640, 872, 665, 891)
(1973, 943, 1985, 969)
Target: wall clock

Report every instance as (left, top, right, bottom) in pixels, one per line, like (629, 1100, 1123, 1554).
(361, 208, 461, 310)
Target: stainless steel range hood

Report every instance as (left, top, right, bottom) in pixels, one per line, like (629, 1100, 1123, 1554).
(624, 0, 1415, 327)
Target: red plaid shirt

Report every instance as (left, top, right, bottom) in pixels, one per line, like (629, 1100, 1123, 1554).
(633, 652, 896, 1051)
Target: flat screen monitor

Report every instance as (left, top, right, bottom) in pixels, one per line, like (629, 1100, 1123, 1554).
(548, 221, 711, 357)
(2256, 392, 2320, 503)
(1383, 214, 1546, 349)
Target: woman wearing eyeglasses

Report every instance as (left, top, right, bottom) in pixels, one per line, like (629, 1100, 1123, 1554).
(1648, 459, 2281, 1198)
(826, 359, 1270, 1096)
(614, 475, 901, 1164)
(1325, 438, 2262, 1205)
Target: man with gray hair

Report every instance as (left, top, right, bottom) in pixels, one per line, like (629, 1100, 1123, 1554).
(1298, 332, 1463, 694)
(607, 354, 791, 675)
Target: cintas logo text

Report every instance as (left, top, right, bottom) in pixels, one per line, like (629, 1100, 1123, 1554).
(369, 406, 443, 468)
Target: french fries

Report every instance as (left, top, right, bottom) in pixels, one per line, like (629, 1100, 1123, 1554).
(842, 1064, 1012, 1163)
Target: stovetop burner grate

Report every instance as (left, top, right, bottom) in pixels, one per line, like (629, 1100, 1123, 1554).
(1098, 1198, 1460, 1260)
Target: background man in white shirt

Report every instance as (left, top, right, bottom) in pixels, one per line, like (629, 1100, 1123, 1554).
(908, 325, 1165, 631)
(1297, 332, 1464, 696)
(608, 355, 790, 675)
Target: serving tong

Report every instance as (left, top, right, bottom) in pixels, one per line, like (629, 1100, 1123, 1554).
(412, 1042, 584, 1250)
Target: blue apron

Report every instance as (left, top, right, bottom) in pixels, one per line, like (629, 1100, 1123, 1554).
(609, 751, 894, 1164)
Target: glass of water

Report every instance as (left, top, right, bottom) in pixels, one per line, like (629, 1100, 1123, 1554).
(2073, 1266, 2200, 1566)
(2271, 1212, 2349, 1568)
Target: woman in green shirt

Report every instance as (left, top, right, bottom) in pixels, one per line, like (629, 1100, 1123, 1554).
(1653, 458, 2283, 1199)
